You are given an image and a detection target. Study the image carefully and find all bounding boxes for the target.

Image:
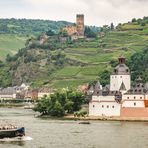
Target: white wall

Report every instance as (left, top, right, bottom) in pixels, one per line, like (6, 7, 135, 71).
(89, 101, 121, 116)
(122, 100, 144, 108)
(110, 75, 131, 91)
(122, 94, 145, 108)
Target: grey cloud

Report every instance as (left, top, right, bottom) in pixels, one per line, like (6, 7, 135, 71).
(0, 0, 147, 26)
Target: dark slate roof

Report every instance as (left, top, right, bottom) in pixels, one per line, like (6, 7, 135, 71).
(87, 86, 95, 96)
(119, 82, 126, 91)
(113, 64, 130, 75)
(136, 76, 142, 83)
(0, 87, 16, 95)
(125, 82, 146, 94)
(94, 81, 101, 91)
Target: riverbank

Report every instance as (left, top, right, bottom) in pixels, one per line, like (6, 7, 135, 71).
(38, 114, 148, 122)
(64, 115, 148, 122)
(0, 104, 25, 108)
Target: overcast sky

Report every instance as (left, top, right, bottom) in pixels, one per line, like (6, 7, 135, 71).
(0, 0, 148, 26)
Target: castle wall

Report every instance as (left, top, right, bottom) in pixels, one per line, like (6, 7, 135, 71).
(122, 100, 144, 108)
(89, 101, 121, 116)
(121, 108, 148, 117)
(89, 95, 121, 116)
(122, 94, 145, 107)
(62, 26, 77, 36)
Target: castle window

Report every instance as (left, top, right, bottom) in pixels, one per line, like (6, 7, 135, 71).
(107, 105, 109, 108)
(127, 97, 129, 99)
(93, 105, 95, 108)
(126, 69, 129, 72)
(102, 105, 104, 108)
(140, 97, 142, 99)
(134, 96, 136, 99)
(120, 76, 122, 78)
(112, 106, 114, 108)
(134, 102, 136, 106)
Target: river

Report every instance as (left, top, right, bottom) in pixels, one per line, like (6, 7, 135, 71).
(0, 108, 148, 148)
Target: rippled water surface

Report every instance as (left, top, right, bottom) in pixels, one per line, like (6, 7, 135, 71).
(0, 108, 148, 148)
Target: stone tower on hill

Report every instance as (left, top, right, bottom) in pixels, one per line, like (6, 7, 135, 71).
(62, 14, 85, 39)
(76, 14, 84, 37)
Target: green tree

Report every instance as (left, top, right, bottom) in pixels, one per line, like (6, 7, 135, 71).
(84, 27, 97, 38)
(50, 100, 65, 116)
(59, 30, 68, 37)
(33, 89, 85, 117)
(46, 30, 55, 36)
(132, 18, 136, 23)
(99, 70, 111, 86)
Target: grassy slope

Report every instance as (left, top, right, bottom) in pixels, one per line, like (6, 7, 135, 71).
(0, 34, 26, 61)
(50, 23, 148, 88)
(0, 22, 148, 88)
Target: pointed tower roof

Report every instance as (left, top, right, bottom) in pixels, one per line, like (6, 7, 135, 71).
(113, 56, 130, 75)
(119, 81, 126, 91)
(135, 76, 142, 83)
(94, 81, 101, 91)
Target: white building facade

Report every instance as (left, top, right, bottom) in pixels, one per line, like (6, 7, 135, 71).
(89, 56, 148, 117)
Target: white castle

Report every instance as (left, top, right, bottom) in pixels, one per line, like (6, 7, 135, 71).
(88, 56, 148, 117)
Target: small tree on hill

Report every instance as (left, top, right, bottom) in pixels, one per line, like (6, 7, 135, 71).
(46, 30, 55, 36)
(132, 18, 137, 23)
(84, 27, 97, 38)
(110, 23, 114, 30)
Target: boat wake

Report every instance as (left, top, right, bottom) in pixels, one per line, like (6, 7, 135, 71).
(22, 136, 33, 141)
(0, 136, 33, 142)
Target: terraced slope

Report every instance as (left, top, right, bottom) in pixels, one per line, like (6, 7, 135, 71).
(0, 20, 148, 88)
(50, 26, 148, 88)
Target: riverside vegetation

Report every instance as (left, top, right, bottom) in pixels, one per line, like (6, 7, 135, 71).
(0, 17, 147, 88)
(33, 88, 85, 117)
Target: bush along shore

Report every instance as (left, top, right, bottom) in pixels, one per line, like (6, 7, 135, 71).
(33, 88, 86, 117)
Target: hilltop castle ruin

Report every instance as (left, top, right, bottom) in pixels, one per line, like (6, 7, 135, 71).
(62, 14, 85, 39)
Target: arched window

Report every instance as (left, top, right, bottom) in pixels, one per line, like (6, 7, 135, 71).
(134, 102, 136, 106)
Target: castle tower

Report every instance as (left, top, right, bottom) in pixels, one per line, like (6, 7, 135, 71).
(76, 14, 84, 37)
(110, 56, 131, 91)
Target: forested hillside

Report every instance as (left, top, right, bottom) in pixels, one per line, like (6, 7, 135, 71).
(0, 19, 73, 35)
(0, 17, 147, 88)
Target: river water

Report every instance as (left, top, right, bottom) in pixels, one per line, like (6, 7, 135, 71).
(0, 108, 148, 148)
